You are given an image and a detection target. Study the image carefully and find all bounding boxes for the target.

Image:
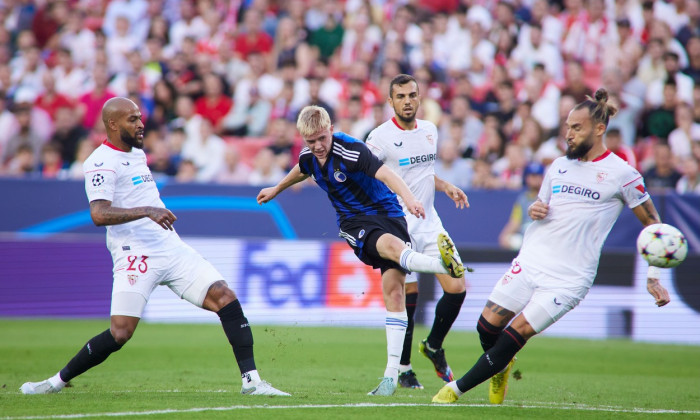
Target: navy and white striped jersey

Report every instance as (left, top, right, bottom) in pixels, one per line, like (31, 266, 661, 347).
(298, 132, 404, 226)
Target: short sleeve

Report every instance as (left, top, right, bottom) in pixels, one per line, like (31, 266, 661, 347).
(621, 171, 650, 209)
(84, 167, 117, 203)
(352, 142, 384, 177)
(538, 163, 554, 203)
(365, 130, 386, 161)
(298, 148, 311, 175)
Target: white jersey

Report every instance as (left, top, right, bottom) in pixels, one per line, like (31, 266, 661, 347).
(83, 141, 181, 257)
(518, 151, 649, 287)
(366, 117, 441, 233)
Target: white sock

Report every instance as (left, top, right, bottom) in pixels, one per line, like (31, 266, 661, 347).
(399, 364, 412, 374)
(399, 249, 448, 274)
(241, 369, 261, 385)
(48, 372, 66, 390)
(384, 311, 408, 383)
(447, 381, 463, 396)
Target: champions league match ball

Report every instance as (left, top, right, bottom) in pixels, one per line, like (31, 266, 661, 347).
(636, 223, 688, 268)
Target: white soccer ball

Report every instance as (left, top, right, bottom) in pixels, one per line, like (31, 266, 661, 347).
(636, 223, 688, 268)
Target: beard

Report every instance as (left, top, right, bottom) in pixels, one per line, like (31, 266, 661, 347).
(120, 127, 143, 149)
(394, 107, 417, 123)
(565, 133, 594, 160)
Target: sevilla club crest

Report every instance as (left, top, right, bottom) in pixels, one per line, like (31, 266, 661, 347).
(596, 172, 608, 183)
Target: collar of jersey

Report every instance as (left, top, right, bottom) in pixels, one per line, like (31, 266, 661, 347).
(102, 139, 127, 152)
(391, 116, 418, 131)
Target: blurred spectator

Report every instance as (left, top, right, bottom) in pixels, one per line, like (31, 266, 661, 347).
(676, 156, 700, 194)
(643, 142, 682, 191)
(638, 79, 678, 140)
(298, 75, 335, 123)
(57, 9, 96, 69)
(175, 158, 198, 183)
(561, 60, 593, 104)
(172, 94, 203, 143)
(223, 85, 271, 137)
(150, 79, 178, 127)
(683, 36, 700, 85)
(102, 0, 148, 41)
(668, 102, 700, 158)
(267, 118, 297, 172)
(434, 139, 473, 190)
(169, 0, 208, 52)
(518, 64, 561, 131)
(4, 143, 36, 177)
(440, 95, 483, 158)
(194, 73, 232, 132)
(562, 0, 611, 69)
(645, 51, 694, 108)
(78, 66, 116, 130)
(180, 118, 225, 182)
(37, 142, 67, 179)
(234, 9, 274, 61)
(147, 138, 178, 179)
(34, 72, 74, 121)
(248, 147, 285, 186)
(677, 2, 700, 47)
(11, 45, 45, 94)
(637, 38, 667, 85)
(66, 138, 96, 180)
(216, 143, 252, 185)
(50, 106, 88, 165)
(509, 23, 564, 83)
(52, 48, 90, 100)
(105, 16, 139, 74)
(1, 94, 52, 167)
(470, 158, 500, 189)
(493, 142, 529, 190)
(498, 161, 545, 250)
(605, 128, 638, 169)
(273, 16, 312, 78)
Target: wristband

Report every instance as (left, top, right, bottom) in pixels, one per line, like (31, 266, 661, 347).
(647, 266, 661, 279)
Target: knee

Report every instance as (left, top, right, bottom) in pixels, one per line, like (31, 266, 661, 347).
(110, 327, 134, 346)
(205, 281, 237, 312)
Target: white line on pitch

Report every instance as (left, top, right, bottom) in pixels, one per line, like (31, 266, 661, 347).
(2, 402, 699, 419)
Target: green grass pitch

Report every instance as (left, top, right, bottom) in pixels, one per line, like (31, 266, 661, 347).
(1, 319, 698, 419)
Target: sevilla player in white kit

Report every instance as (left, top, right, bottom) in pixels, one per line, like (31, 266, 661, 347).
(433, 89, 671, 404)
(367, 74, 469, 390)
(20, 98, 288, 396)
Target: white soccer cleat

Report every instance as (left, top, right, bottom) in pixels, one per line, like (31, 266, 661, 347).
(20, 380, 61, 395)
(241, 380, 291, 396)
(367, 377, 397, 396)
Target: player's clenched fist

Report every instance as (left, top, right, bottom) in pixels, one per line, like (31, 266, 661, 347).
(528, 200, 549, 220)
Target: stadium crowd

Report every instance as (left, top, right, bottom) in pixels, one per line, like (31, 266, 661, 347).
(0, 0, 699, 194)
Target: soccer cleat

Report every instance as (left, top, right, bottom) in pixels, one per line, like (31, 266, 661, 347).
(432, 384, 459, 403)
(20, 380, 61, 395)
(367, 377, 396, 396)
(241, 380, 291, 396)
(489, 357, 515, 404)
(438, 233, 465, 278)
(398, 370, 424, 389)
(419, 339, 454, 382)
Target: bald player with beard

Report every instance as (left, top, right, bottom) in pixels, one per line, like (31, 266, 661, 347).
(20, 97, 289, 397)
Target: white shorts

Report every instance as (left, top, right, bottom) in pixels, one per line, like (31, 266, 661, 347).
(405, 229, 460, 284)
(488, 259, 589, 333)
(110, 243, 224, 317)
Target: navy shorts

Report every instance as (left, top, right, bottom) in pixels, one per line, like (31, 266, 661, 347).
(338, 215, 411, 274)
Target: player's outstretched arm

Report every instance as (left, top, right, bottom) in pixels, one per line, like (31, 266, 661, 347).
(434, 175, 469, 209)
(257, 164, 309, 204)
(374, 165, 425, 218)
(90, 199, 177, 230)
(632, 198, 670, 307)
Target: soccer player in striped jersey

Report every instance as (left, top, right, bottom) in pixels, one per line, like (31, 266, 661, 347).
(366, 74, 469, 390)
(257, 105, 465, 396)
(432, 89, 671, 404)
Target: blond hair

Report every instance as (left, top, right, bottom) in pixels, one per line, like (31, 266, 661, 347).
(296, 105, 331, 138)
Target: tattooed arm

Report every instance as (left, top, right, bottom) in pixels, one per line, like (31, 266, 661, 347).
(632, 198, 670, 307)
(90, 200, 177, 231)
(631, 198, 662, 226)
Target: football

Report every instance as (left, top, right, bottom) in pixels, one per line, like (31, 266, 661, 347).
(636, 223, 688, 268)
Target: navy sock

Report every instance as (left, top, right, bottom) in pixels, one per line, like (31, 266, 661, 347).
(427, 291, 466, 349)
(400, 292, 418, 366)
(218, 300, 256, 374)
(476, 315, 503, 352)
(455, 326, 526, 393)
(59, 329, 123, 382)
